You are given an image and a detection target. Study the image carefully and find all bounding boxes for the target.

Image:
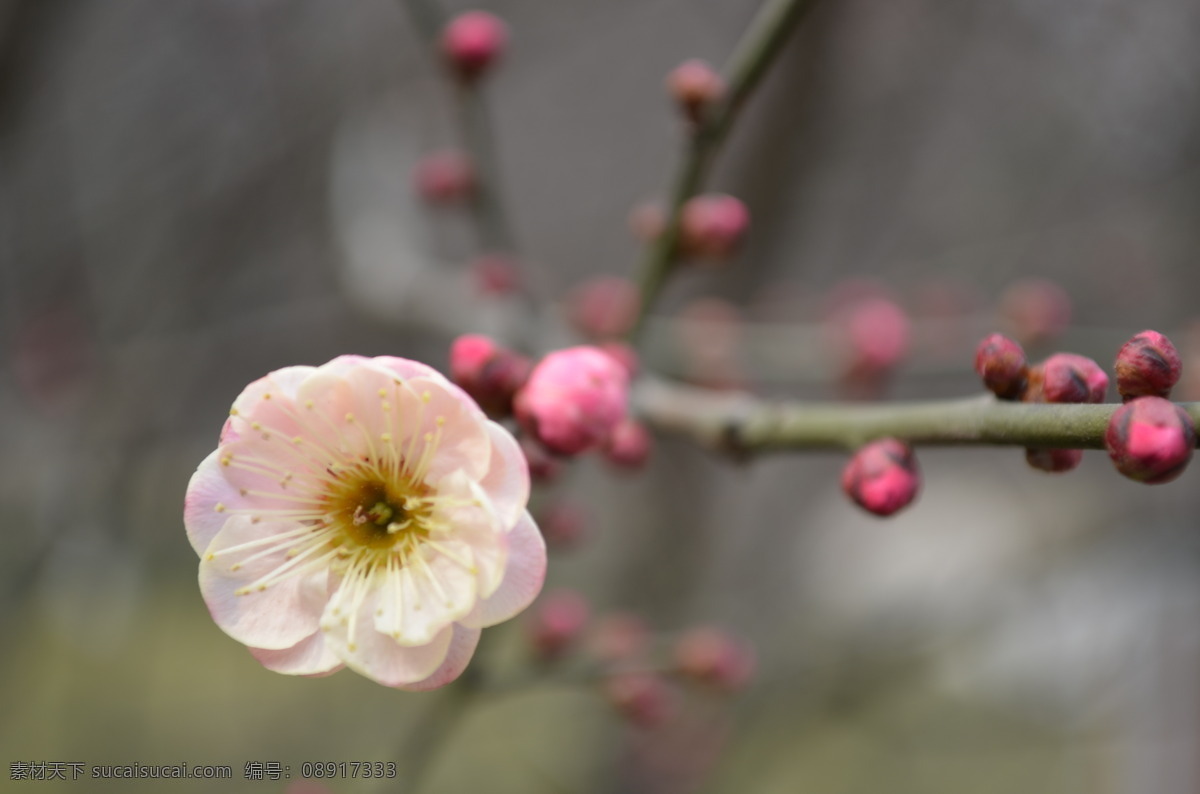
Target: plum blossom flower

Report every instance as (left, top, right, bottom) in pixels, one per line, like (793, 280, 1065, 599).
(184, 355, 546, 689)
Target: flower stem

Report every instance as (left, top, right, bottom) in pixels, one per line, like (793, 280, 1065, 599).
(635, 377, 1200, 454)
(628, 0, 822, 342)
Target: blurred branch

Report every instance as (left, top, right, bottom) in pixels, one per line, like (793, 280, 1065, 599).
(629, 0, 822, 341)
(636, 376, 1200, 454)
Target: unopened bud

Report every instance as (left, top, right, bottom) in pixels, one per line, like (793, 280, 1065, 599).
(1105, 396, 1195, 484)
(448, 334, 530, 417)
(566, 276, 641, 341)
(413, 150, 475, 204)
(999, 278, 1072, 344)
(527, 589, 590, 660)
(841, 438, 921, 517)
(1041, 353, 1108, 404)
(974, 333, 1027, 400)
(440, 10, 507, 82)
(470, 254, 522, 296)
(514, 346, 630, 456)
(673, 627, 755, 692)
(1115, 330, 1182, 401)
(588, 612, 650, 664)
(603, 418, 653, 469)
(603, 672, 674, 728)
(666, 59, 724, 124)
(680, 194, 749, 261)
(1025, 448, 1083, 474)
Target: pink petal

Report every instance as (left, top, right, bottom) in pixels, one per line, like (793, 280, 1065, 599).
(459, 511, 545, 629)
(249, 631, 344, 677)
(398, 624, 482, 692)
(368, 355, 445, 383)
(184, 449, 241, 555)
(478, 421, 531, 531)
(224, 365, 318, 444)
(199, 517, 329, 650)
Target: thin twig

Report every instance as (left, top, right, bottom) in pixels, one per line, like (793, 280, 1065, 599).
(629, 0, 822, 341)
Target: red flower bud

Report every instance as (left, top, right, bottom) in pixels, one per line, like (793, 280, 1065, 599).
(527, 589, 590, 660)
(673, 627, 755, 692)
(1025, 448, 1083, 474)
(841, 438, 921, 516)
(680, 194, 749, 261)
(974, 333, 1027, 400)
(999, 278, 1072, 344)
(448, 334, 530, 417)
(603, 672, 675, 728)
(1040, 353, 1108, 404)
(588, 612, 650, 664)
(566, 276, 641, 341)
(665, 59, 725, 124)
(440, 10, 507, 82)
(413, 150, 475, 204)
(470, 254, 522, 296)
(1115, 330, 1182, 401)
(603, 418, 653, 470)
(1105, 396, 1195, 484)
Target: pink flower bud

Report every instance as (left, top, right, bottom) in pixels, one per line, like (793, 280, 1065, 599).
(515, 346, 630, 456)
(1025, 448, 1083, 474)
(628, 201, 666, 243)
(603, 419, 653, 469)
(673, 627, 755, 692)
(527, 589, 590, 660)
(974, 333, 1027, 400)
(1115, 330, 1182, 401)
(1040, 353, 1108, 404)
(1105, 396, 1196, 484)
(536, 500, 586, 550)
(588, 612, 651, 664)
(413, 150, 475, 204)
(448, 334, 531, 417)
(440, 10, 507, 82)
(566, 276, 641, 340)
(999, 278, 1072, 344)
(841, 296, 911, 375)
(604, 672, 675, 728)
(841, 438, 921, 517)
(470, 254, 522, 296)
(666, 59, 725, 123)
(680, 194, 749, 261)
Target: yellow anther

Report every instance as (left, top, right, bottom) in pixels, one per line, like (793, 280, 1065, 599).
(421, 392, 432, 403)
(215, 503, 226, 512)
(345, 413, 355, 422)
(251, 422, 262, 431)
(305, 400, 314, 409)
(220, 456, 231, 466)
(436, 416, 446, 427)
(229, 407, 239, 416)
(262, 393, 272, 400)
(378, 388, 387, 398)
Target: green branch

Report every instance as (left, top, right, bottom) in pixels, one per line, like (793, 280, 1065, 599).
(635, 377, 1200, 454)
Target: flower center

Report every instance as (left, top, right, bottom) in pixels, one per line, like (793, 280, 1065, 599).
(329, 478, 431, 551)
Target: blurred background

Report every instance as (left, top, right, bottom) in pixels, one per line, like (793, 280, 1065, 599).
(4, 0, 1200, 791)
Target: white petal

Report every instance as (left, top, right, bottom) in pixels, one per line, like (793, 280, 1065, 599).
(459, 512, 545, 629)
(397, 624, 482, 692)
(198, 516, 330, 650)
(249, 631, 343, 677)
(367, 545, 479, 646)
(323, 592, 456, 687)
(478, 421, 531, 531)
